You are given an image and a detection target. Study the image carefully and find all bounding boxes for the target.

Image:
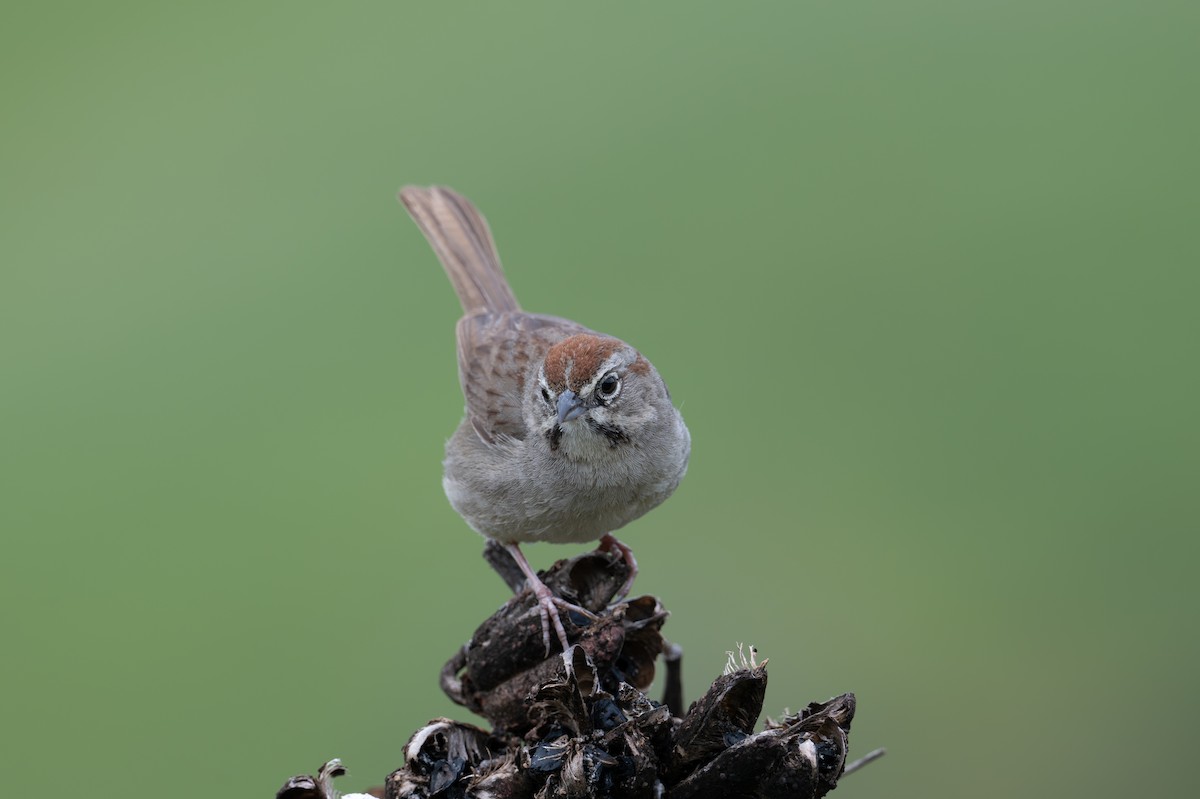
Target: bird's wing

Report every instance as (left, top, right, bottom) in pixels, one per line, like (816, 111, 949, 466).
(456, 312, 593, 443)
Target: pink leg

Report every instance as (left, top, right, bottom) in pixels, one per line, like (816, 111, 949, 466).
(598, 534, 638, 600)
(504, 543, 594, 653)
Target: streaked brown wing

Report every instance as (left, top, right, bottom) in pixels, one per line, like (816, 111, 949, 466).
(456, 311, 593, 443)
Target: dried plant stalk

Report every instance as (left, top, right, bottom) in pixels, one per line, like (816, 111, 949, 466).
(278, 550, 874, 799)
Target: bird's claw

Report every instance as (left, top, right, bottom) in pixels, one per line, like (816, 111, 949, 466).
(529, 580, 597, 654)
(503, 542, 600, 655)
(599, 534, 639, 601)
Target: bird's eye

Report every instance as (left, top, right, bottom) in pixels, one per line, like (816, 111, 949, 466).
(596, 372, 621, 401)
(540, 386, 553, 406)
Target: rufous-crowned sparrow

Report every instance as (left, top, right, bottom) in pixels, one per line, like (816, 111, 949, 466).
(399, 186, 690, 651)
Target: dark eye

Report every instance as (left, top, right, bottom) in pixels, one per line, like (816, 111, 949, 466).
(596, 372, 621, 401)
(540, 386, 553, 406)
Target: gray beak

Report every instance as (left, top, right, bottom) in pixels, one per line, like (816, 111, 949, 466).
(556, 390, 587, 424)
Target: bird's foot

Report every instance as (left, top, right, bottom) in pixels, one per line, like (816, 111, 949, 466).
(528, 577, 598, 654)
(598, 533, 638, 601)
(504, 542, 597, 654)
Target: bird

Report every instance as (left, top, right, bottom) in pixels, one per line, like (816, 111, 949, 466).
(398, 185, 690, 652)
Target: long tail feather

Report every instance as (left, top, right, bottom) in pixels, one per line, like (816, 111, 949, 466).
(399, 185, 520, 314)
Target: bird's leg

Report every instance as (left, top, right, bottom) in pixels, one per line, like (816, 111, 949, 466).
(503, 542, 595, 654)
(598, 533, 638, 600)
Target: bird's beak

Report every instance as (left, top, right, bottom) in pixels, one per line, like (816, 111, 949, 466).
(556, 390, 587, 424)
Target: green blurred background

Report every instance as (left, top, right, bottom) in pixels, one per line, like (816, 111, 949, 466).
(2, 2, 1196, 796)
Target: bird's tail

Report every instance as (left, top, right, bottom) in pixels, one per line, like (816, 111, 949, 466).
(399, 185, 521, 314)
